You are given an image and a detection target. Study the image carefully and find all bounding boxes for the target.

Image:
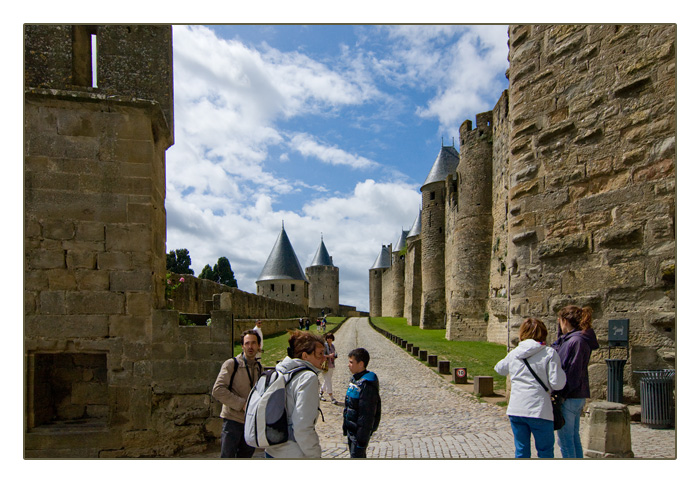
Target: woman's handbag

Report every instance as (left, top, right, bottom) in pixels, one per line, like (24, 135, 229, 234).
(321, 360, 329, 372)
(523, 358, 566, 430)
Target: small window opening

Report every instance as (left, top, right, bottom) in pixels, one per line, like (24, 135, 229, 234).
(271, 284, 275, 292)
(430, 191, 436, 200)
(72, 26, 98, 88)
(291, 284, 296, 292)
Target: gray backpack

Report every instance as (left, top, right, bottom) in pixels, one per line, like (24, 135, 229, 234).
(244, 366, 311, 448)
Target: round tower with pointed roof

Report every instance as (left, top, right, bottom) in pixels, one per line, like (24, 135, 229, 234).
(256, 224, 309, 308)
(420, 145, 459, 329)
(382, 230, 408, 317)
(404, 209, 423, 325)
(368, 244, 391, 317)
(305, 235, 339, 316)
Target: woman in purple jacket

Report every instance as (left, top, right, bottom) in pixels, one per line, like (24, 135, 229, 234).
(552, 305, 599, 458)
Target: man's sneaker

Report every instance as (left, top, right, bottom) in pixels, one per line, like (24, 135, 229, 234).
(320, 394, 327, 401)
(331, 398, 340, 405)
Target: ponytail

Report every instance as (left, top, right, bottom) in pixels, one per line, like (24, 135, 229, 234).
(558, 305, 594, 331)
(580, 306, 593, 331)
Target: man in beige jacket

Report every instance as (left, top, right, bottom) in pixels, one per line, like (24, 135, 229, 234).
(212, 329, 263, 458)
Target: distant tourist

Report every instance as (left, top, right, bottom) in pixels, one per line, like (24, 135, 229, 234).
(212, 329, 263, 458)
(319, 333, 339, 405)
(252, 319, 264, 359)
(299, 317, 304, 330)
(494, 318, 566, 458)
(342, 348, 381, 458)
(305, 318, 311, 331)
(552, 306, 599, 458)
(316, 318, 321, 331)
(264, 331, 326, 458)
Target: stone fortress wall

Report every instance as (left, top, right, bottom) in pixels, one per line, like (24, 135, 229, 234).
(372, 24, 676, 402)
(22, 25, 344, 458)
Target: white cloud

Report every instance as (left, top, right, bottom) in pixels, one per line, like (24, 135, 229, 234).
(289, 133, 380, 170)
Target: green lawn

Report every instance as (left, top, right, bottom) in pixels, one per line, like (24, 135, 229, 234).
(370, 317, 508, 390)
(233, 317, 347, 368)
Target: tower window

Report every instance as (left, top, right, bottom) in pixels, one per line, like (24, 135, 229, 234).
(430, 191, 436, 200)
(271, 284, 275, 292)
(291, 284, 296, 292)
(72, 26, 98, 88)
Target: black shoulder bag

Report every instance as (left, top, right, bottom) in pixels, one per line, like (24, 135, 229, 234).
(523, 358, 565, 430)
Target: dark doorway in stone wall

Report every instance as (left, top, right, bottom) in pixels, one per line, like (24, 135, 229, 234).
(27, 352, 108, 430)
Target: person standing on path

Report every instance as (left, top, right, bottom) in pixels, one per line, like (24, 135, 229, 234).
(320, 333, 339, 405)
(342, 348, 381, 458)
(495, 318, 566, 458)
(552, 305, 599, 458)
(265, 331, 326, 459)
(212, 330, 263, 458)
(252, 320, 264, 359)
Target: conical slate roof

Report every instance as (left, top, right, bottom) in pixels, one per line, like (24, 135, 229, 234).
(257, 226, 308, 282)
(422, 145, 460, 187)
(394, 230, 409, 252)
(407, 210, 422, 238)
(309, 237, 334, 267)
(370, 245, 392, 270)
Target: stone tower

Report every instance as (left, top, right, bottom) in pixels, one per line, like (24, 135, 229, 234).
(305, 236, 339, 316)
(368, 245, 391, 317)
(420, 145, 459, 329)
(24, 25, 174, 456)
(383, 230, 408, 317)
(256, 225, 309, 308)
(445, 113, 494, 340)
(404, 210, 423, 326)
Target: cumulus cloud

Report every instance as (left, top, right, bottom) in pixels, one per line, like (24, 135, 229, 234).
(165, 25, 508, 310)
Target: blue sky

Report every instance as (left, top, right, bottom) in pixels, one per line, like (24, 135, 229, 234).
(165, 24, 510, 312)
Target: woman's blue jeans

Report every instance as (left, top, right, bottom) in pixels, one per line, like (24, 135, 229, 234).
(509, 416, 555, 458)
(556, 398, 587, 458)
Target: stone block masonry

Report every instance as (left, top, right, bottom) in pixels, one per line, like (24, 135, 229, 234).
(371, 24, 675, 402)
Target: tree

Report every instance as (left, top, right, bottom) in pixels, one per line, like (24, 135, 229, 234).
(198, 256, 238, 288)
(166, 248, 194, 275)
(199, 264, 217, 281)
(215, 257, 237, 288)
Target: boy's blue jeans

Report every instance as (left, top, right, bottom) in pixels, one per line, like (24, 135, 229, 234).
(556, 398, 587, 458)
(509, 416, 555, 458)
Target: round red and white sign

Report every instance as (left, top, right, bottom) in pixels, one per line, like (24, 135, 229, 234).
(456, 368, 466, 378)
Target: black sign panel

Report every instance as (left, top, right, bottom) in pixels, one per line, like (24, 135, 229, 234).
(608, 319, 629, 347)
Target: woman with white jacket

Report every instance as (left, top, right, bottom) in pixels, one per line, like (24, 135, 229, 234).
(265, 331, 326, 459)
(495, 318, 566, 458)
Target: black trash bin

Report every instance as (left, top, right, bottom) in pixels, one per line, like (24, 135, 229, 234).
(636, 369, 675, 429)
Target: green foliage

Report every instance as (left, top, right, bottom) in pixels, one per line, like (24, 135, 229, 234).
(199, 264, 217, 281)
(215, 257, 237, 287)
(166, 248, 194, 275)
(198, 256, 238, 288)
(370, 317, 508, 390)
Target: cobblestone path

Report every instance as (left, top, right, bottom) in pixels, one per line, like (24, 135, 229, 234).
(314, 317, 676, 459)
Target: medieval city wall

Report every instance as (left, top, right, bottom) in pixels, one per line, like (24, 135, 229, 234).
(170, 273, 307, 319)
(504, 24, 676, 399)
(371, 24, 676, 401)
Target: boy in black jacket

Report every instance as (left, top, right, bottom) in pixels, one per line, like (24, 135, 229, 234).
(342, 348, 381, 458)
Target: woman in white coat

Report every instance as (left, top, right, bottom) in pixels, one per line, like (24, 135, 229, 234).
(265, 331, 326, 459)
(495, 318, 566, 458)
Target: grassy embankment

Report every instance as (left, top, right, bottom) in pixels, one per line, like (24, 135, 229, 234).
(370, 317, 508, 390)
(232, 317, 347, 367)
